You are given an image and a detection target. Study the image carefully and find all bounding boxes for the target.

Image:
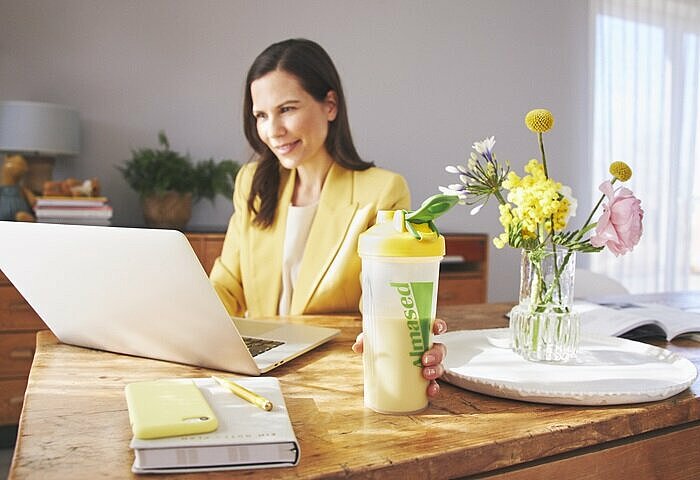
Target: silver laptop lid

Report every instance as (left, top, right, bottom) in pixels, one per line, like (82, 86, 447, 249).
(0, 221, 261, 374)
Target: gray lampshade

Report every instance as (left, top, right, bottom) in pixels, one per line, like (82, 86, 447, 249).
(0, 101, 80, 156)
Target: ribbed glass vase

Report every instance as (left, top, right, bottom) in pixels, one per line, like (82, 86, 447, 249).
(509, 249, 580, 362)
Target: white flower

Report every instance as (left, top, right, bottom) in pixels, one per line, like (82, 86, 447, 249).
(446, 164, 468, 174)
(472, 136, 496, 155)
(470, 204, 484, 215)
(439, 186, 467, 200)
(560, 185, 578, 219)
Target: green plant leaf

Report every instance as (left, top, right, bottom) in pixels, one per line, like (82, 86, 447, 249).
(117, 132, 241, 203)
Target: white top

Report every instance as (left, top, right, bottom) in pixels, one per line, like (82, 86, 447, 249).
(278, 202, 318, 315)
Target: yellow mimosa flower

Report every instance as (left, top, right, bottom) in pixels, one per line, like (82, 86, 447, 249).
(493, 233, 508, 249)
(525, 109, 554, 133)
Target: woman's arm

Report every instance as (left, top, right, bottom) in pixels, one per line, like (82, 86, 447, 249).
(209, 163, 255, 317)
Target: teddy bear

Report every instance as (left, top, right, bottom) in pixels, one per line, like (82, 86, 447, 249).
(0, 155, 36, 222)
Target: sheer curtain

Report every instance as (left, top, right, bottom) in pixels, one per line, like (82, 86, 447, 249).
(590, 0, 700, 293)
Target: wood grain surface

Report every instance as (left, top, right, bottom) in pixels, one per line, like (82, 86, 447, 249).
(8, 300, 700, 479)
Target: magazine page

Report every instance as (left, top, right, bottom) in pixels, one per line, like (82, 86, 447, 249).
(577, 301, 700, 340)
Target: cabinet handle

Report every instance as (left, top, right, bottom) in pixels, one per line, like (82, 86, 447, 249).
(9, 348, 34, 359)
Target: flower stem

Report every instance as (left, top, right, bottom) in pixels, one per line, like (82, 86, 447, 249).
(573, 177, 617, 242)
(538, 132, 549, 178)
(494, 189, 508, 206)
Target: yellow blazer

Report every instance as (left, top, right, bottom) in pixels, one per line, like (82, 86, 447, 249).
(210, 161, 410, 317)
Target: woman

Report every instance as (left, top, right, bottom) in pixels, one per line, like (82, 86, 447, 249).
(210, 39, 446, 396)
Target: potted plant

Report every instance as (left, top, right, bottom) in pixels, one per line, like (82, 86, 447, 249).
(118, 131, 240, 229)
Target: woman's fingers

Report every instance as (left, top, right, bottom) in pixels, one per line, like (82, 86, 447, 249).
(427, 380, 441, 397)
(421, 342, 447, 367)
(351, 332, 364, 353)
(433, 318, 448, 335)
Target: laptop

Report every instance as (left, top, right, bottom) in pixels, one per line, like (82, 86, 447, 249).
(0, 221, 340, 375)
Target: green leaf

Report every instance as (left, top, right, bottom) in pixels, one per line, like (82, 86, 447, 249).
(117, 132, 241, 202)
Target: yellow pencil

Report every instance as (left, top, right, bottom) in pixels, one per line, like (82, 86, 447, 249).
(212, 376, 273, 411)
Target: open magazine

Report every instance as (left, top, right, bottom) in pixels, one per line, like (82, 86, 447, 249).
(576, 300, 700, 342)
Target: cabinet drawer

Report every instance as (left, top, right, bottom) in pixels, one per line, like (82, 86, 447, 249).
(186, 233, 225, 275)
(203, 238, 224, 273)
(0, 377, 28, 425)
(0, 333, 38, 376)
(0, 287, 44, 331)
(445, 235, 487, 262)
(438, 277, 486, 305)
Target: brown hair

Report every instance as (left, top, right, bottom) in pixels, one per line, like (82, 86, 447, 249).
(243, 38, 372, 227)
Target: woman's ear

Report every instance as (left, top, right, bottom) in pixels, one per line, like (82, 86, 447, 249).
(325, 90, 338, 121)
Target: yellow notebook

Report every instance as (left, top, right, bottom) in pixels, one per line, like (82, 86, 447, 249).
(125, 380, 218, 439)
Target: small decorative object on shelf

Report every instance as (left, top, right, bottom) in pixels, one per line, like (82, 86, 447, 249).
(0, 154, 36, 221)
(441, 108, 644, 362)
(43, 177, 101, 197)
(36, 177, 112, 226)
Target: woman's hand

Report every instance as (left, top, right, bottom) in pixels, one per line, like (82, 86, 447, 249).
(352, 318, 448, 397)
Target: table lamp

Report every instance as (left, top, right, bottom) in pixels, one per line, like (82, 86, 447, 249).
(0, 101, 81, 194)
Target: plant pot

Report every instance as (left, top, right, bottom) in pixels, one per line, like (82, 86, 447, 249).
(141, 191, 192, 229)
(509, 248, 580, 362)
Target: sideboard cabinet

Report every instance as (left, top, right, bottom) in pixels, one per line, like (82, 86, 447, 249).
(0, 271, 45, 426)
(184, 232, 489, 305)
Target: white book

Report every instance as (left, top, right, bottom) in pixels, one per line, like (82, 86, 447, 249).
(577, 300, 700, 341)
(38, 218, 112, 226)
(129, 377, 299, 474)
(35, 205, 113, 219)
(35, 196, 108, 207)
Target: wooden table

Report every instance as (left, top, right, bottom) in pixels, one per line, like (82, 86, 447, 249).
(8, 300, 700, 479)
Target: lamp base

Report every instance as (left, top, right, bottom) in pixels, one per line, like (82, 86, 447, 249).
(23, 155, 55, 195)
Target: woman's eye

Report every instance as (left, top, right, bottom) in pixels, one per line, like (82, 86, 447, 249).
(254, 112, 266, 120)
(280, 106, 295, 113)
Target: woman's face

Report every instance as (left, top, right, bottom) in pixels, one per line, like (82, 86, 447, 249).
(251, 69, 337, 171)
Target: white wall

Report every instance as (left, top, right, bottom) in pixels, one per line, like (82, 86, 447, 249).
(0, 0, 590, 302)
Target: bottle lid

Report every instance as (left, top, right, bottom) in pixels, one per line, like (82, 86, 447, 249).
(358, 194, 458, 257)
(358, 210, 445, 257)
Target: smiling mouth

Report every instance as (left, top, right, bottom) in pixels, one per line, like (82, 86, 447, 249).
(274, 140, 300, 154)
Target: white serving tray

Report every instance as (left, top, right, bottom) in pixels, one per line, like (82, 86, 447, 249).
(439, 328, 698, 405)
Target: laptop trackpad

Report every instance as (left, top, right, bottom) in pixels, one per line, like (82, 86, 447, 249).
(234, 319, 279, 337)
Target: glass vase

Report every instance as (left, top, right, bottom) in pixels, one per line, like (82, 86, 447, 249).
(510, 249, 580, 362)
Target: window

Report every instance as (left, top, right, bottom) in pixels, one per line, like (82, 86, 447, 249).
(590, 0, 700, 293)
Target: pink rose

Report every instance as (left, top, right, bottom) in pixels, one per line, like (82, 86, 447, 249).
(590, 180, 643, 256)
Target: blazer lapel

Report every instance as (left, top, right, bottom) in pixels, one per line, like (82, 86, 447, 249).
(291, 163, 358, 314)
(248, 168, 295, 316)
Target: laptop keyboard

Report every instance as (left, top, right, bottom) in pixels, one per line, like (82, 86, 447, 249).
(242, 336, 284, 357)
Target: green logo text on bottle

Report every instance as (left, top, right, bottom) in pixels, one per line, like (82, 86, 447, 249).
(390, 282, 433, 367)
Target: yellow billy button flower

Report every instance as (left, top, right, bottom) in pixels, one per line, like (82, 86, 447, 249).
(525, 109, 554, 133)
(609, 161, 632, 182)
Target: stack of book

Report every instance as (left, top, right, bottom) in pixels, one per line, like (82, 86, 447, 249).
(34, 196, 113, 226)
(125, 377, 300, 473)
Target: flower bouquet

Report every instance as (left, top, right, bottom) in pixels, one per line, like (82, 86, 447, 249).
(441, 109, 644, 361)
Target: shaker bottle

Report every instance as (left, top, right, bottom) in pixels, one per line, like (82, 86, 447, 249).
(357, 195, 454, 414)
